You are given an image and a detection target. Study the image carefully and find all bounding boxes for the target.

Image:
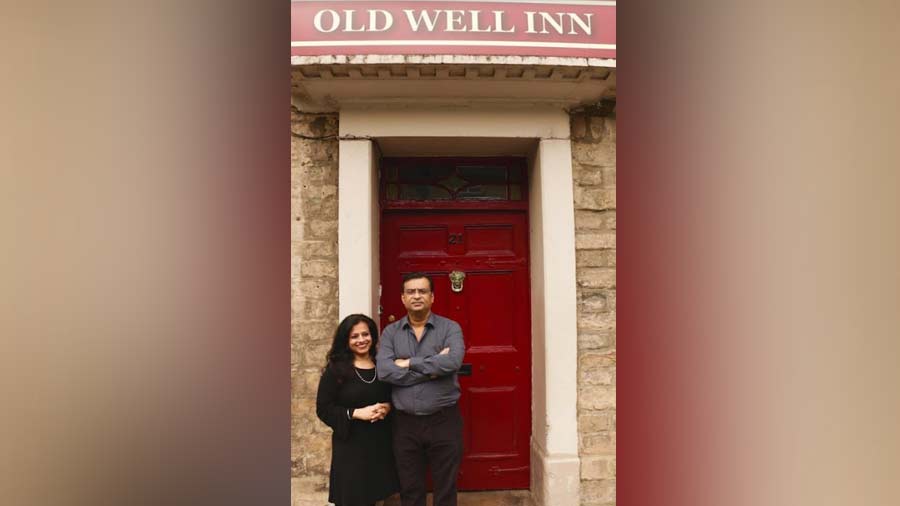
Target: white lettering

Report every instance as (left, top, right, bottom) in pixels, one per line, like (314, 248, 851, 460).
(313, 9, 340, 33)
(493, 11, 516, 33)
(567, 12, 593, 35)
(445, 10, 466, 32)
(369, 9, 393, 32)
(538, 12, 565, 35)
(317, 8, 584, 37)
(524, 11, 537, 33)
(404, 9, 440, 32)
(468, 10, 491, 33)
(343, 10, 365, 32)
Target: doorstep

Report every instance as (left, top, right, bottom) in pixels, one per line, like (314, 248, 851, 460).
(381, 490, 533, 506)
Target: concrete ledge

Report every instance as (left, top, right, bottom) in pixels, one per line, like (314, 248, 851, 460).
(292, 54, 615, 68)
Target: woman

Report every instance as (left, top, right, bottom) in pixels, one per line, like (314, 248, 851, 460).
(316, 314, 400, 506)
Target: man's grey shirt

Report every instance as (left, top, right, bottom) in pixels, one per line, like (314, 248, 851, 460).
(376, 313, 465, 415)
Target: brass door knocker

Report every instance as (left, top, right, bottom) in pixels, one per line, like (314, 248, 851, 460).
(449, 270, 466, 293)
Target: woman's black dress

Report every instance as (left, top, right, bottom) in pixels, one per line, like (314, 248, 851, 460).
(316, 365, 399, 506)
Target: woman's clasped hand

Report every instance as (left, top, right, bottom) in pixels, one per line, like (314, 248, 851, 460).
(353, 401, 392, 422)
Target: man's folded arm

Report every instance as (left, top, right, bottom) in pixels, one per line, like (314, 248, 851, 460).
(376, 330, 432, 386)
(409, 324, 465, 377)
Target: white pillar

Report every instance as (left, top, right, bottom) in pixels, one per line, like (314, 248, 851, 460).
(530, 138, 581, 506)
(338, 139, 379, 320)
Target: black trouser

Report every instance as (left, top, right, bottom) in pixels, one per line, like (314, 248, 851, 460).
(392, 405, 463, 506)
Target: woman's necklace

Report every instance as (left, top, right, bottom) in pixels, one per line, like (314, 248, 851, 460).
(354, 362, 376, 384)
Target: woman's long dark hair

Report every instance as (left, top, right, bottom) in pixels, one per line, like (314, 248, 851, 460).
(324, 314, 379, 383)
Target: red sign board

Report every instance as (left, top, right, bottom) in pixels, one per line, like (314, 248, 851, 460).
(291, 1, 616, 59)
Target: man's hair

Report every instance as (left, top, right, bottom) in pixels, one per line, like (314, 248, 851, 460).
(401, 272, 434, 293)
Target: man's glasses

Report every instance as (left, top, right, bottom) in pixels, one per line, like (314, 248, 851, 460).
(403, 288, 431, 296)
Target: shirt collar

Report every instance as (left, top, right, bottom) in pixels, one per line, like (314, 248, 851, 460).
(401, 313, 435, 329)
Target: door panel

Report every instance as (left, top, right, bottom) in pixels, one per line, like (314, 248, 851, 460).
(381, 210, 531, 490)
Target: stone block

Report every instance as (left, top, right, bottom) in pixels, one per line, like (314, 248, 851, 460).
(601, 166, 616, 188)
(579, 431, 616, 454)
(602, 290, 616, 312)
(579, 290, 611, 313)
(578, 331, 615, 351)
(292, 495, 329, 506)
(576, 249, 616, 268)
(292, 396, 316, 414)
(572, 142, 616, 167)
(295, 140, 338, 164)
(571, 113, 589, 141)
(573, 164, 605, 185)
(292, 321, 335, 343)
(303, 451, 331, 476)
(579, 349, 615, 369)
(296, 298, 337, 321)
(575, 210, 616, 232)
(300, 340, 333, 368)
(574, 186, 616, 211)
(577, 315, 615, 332)
(291, 112, 338, 138)
(294, 240, 338, 260)
(294, 368, 323, 396)
(293, 431, 331, 463)
(590, 116, 616, 143)
(300, 196, 338, 221)
(296, 162, 339, 185)
(580, 455, 616, 481)
(291, 456, 306, 478)
(290, 255, 302, 279)
(299, 183, 337, 200)
(291, 483, 330, 506)
(300, 260, 338, 279)
(298, 278, 338, 300)
(579, 349, 616, 385)
(304, 220, 339, 241)
(577, 268, 616, 289)
(576, 232, 617, 250)
(578, 412, 614, 433)
(580, 478, 616, 504)
(579, 365, 616, 387)
(291, 217, 305, 243)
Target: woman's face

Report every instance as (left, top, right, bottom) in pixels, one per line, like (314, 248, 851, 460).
(347, 321, 373, 359)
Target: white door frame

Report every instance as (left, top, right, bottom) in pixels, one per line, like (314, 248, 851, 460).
(336, 106, 581, 506)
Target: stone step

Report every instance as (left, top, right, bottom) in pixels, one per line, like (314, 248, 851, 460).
(381, 490, 533, 506)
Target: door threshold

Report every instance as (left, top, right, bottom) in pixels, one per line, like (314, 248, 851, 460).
(381, 490, 533, 506)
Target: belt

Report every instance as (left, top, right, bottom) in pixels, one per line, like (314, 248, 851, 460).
(397, 404, 457, 417)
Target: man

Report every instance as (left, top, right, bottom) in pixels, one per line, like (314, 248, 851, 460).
(376, 272, 465, 506)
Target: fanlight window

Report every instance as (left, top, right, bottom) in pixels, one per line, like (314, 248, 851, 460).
(382, 159, 525, 202)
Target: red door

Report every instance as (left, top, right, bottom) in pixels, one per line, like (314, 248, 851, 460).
(380, 210, 532, 490)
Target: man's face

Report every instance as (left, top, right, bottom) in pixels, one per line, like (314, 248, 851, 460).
(401, 277, 434, 315)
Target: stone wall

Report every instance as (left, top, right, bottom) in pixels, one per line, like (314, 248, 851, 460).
(571, 103, 617, 506)
(291, 106, 340, 506)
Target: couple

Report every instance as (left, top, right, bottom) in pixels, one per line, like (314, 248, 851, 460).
(316, 272, 466, 506)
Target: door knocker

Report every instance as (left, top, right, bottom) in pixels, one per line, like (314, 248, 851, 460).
(449, 270, 466, 293)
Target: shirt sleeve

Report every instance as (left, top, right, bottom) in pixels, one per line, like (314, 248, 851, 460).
(408, 321, 465, 377)
(376, 325, 433, 386)
(315, 367, 351, 441)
